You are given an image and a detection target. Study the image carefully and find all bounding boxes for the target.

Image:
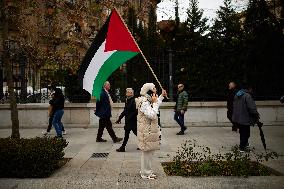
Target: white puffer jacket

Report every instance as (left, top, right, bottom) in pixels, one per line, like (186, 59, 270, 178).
(136, 95, 163, 151)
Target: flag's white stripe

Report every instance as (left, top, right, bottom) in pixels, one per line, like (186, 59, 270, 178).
(83, 40, 116, 94)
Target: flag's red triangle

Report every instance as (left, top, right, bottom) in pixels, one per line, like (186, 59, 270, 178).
(105, 9, 139, 52)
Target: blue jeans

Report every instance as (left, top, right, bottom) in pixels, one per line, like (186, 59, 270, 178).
(52, 109, 64, 137)
(174, 111, 186, 130)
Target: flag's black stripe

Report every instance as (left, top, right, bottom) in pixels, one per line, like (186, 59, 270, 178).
(77, 12, 113, 85)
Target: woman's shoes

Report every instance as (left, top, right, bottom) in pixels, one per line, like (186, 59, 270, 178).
(141, 173, 157, 180)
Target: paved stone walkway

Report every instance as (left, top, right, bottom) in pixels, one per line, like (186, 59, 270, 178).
(0, 126, 284, 189)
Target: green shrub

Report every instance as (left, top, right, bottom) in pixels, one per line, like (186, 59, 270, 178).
(162, 140, 279, 177)
(0, 137, 68, 178)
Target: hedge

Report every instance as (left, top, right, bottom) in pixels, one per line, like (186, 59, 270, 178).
(0, 137, 68, 178)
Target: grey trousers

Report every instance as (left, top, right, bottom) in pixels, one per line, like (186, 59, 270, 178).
(141, 150, 154, 177)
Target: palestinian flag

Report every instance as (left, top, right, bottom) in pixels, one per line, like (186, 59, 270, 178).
(78, 9, 140, 100)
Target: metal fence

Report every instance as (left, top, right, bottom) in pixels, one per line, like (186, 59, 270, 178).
(1, 46, 283, 104)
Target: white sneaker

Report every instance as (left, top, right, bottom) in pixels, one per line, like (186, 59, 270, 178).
(42, 130, 50, 135)
(141, 173, 157, 180)
(62, 130, 67, 135)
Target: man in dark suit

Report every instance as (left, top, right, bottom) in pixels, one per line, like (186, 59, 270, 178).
(115, 88, 138, 152)
(95, 81, 122, 143)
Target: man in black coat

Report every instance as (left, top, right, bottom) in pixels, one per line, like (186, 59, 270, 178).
(95, 81, 122, 143)
(227, 81, 238, 131)
(115, 88, 138, 152)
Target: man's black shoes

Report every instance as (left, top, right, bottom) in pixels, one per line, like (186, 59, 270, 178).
(177, 127, 187, 135)
(176, 131, 185, 135)
(116, 146, 125, 152)
(257, 122, 263, 127)
(113, 137, 123, 143)
(96, 138, 107, 142)
(97, 137, 122, 143)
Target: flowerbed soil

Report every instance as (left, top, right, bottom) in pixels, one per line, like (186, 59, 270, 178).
(162, 161, 283, 177)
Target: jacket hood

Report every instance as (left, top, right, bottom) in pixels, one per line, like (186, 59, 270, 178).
(236, 89, 248, 97)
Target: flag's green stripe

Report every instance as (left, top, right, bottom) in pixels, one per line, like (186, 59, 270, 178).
(92, 51, 138, 99)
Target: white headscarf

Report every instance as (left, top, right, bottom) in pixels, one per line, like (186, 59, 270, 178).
(140, 83, 155, 96)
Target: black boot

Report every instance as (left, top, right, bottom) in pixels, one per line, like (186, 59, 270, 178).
(176, 131, 185, 135)
(116, 146, 125, 152)
(113, 137, 123, 143)
(96, 138, 107, 142)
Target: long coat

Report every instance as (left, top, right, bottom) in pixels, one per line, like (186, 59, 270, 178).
(95, 89, 111, 118)
(117, 96, 137, 130)
(226, 89, 237, 122)
(136, 95, 163, 151)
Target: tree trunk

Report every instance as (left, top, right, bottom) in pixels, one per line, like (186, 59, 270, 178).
(1, 0, 20, 138)
(20, 55, 27, 103)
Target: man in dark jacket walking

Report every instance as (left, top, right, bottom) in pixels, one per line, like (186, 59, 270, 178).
(95, 81, 122, 143)
(174, 83, 189, 135)
(227, 81, 238, 132)
(115, 88, 138, 152)
(232, 84, 260, 152)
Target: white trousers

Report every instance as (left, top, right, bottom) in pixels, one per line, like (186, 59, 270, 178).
(141, 150, 154, 177)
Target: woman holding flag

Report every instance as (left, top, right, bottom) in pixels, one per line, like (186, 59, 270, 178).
(136, 83, 167, 180)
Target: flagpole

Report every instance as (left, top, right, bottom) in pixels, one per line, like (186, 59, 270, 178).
(114, 8, 166, 93)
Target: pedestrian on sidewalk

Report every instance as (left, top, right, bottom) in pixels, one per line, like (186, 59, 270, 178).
(136, 83, 167, 179)
(280, 95, 284, 103)
(42, 92, 66, 136)
(50, 86, 65, 138)
(95, 81, 122, 143)
(226, 81, 238, 132)
(115, 88, 138, 152)
(174, 83, 189, 135)
(232, 83, 260, 152)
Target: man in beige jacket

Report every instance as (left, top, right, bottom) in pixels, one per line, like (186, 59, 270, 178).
(136, 83, 167, 179)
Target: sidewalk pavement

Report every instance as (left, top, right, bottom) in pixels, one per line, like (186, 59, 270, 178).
(0, 126, 284, 189)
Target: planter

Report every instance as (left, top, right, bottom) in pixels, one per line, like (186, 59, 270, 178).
(162, 160, 283, 177)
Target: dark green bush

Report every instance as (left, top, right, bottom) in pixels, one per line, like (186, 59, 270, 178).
(0, 137, 68, 178)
